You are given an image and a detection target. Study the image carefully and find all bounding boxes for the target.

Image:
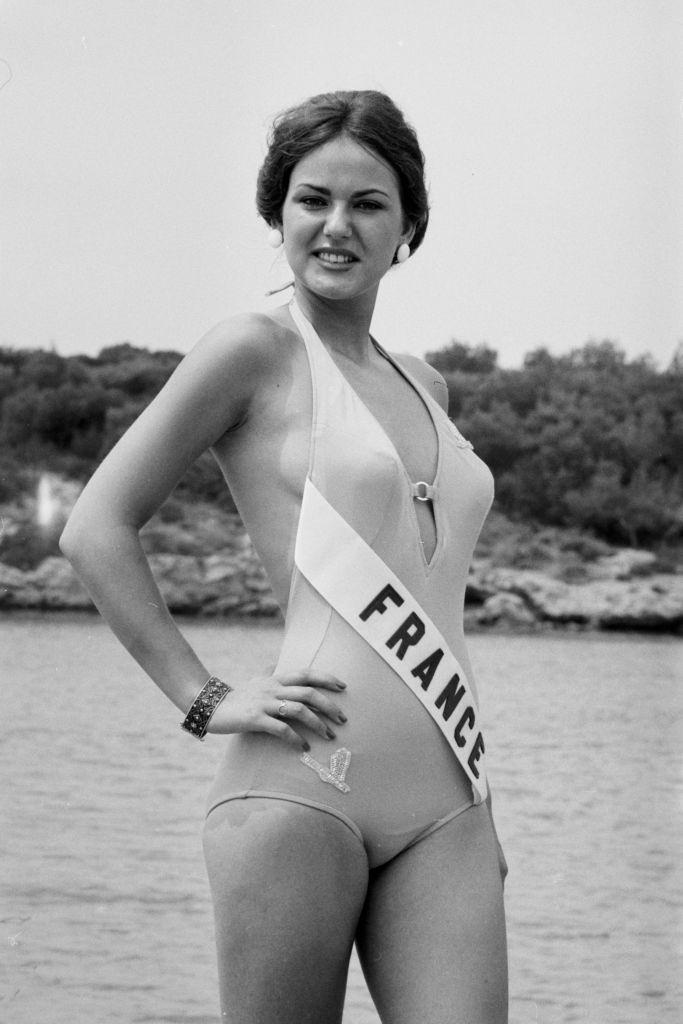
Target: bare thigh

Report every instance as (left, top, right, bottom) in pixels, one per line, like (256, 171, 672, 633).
(202, 797, 369, 1024)
(356, 803, 508, 1024)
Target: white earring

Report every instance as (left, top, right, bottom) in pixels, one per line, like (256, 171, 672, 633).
(267, 227, 283, 248)
(396, 242, 410, 264)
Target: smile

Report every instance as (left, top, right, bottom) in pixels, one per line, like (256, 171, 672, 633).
(314, 250, 358, 265)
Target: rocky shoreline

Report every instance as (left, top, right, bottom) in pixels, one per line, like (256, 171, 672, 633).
(1, 543, 681, 633)
(1, 475, 681, 633)
(468, 564, 683, 632)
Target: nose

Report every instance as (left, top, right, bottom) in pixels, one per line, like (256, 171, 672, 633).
(323, 202, 352, 239)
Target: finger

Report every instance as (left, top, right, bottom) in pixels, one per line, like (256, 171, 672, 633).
(260, 714, 310, 751)
(275, 686, 347, 724)
(277, 669, 346, 691)
(273, 699, 337, 741)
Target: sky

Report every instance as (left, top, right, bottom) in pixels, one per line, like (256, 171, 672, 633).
(1, 0, 681, 368)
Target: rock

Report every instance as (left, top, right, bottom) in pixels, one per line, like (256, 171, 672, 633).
(0, 556, 91, 609)
(148, 551, 278, 615)
(149, 553, 208, 612)
(1, 543, 681, 632)
(0, 562, 36, 608)
(479, 568, 683, 632)
(590, 549, 658, 580)
(244, 574, 273, 593)
(479, 569, 588, 622)
(0, 548, 280, 617)
(596, 580, 683, 630)
(477, 592, 537, 627)
(203, 554, 239, 584)
(30, 557, 93, 609)
(465, 569, 497, 605)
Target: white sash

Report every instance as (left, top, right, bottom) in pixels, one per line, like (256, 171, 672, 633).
(294, 478, 488, 803)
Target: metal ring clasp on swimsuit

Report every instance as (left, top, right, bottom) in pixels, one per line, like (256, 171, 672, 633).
(412, 481, 435, 502)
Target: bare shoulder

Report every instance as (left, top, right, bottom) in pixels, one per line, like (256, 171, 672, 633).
(393, 352, 450, 412)
(172, 308, 302, 422)
(189, 309, 295, 381)
(125, 308, 300, 450)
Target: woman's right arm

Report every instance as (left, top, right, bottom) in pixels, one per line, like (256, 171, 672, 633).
(60, 315, 345, 747)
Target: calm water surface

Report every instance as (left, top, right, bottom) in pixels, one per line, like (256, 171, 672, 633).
(1, 616, 681, 1023)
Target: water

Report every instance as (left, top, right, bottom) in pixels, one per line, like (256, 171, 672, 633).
(1, 615, 681, 1023)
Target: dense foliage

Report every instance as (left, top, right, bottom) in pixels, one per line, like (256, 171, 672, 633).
(0, 343, 235, 511)
(1, 337, 681, 547)
(428, 339, 683, 546)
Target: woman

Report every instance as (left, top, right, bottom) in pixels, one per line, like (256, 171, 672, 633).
(61, 90, 508, 1023)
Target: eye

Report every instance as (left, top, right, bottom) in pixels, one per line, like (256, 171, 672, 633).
(356, 200, 383, 211)
(299, 196, 327, 208)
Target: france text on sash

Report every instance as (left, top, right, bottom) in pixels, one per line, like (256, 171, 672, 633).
(294, 478, 488, 804)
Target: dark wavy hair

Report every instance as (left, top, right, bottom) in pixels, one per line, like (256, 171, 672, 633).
(256, 91, 429, 262)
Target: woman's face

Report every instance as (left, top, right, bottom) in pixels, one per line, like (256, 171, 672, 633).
(280, 134, 413, 306)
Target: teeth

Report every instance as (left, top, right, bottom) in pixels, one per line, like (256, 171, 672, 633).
(317, 252, 354, 264)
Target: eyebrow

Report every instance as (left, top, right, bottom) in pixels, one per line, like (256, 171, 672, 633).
(293, 183, 391, 198)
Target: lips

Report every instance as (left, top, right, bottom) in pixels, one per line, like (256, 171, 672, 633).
(313, 249, 358, 265)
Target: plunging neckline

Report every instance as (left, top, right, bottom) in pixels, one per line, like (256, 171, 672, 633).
(290, 298, 444, 570)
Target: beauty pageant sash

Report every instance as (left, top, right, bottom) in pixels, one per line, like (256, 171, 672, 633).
(294, 478, 488, 803)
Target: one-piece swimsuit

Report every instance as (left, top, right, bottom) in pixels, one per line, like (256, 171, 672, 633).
(205, 299, 495, 869)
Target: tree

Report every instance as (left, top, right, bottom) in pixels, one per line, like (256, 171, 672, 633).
(426, 340, 498, 375)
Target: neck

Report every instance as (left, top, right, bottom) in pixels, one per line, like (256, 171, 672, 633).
(292, 286, 378, 363)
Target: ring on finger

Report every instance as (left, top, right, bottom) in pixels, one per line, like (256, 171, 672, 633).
(277, 700, 289, 717)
